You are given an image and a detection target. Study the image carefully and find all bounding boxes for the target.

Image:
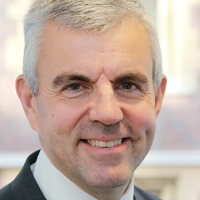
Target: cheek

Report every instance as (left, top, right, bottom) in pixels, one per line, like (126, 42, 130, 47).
(139, 111, 156, 146)
(137, 110, 156, 153)
(51, 105, 87, 136)
(126, 104, 156, 151)
(128, 107, 156, 166)
(129, 105, 156, 132)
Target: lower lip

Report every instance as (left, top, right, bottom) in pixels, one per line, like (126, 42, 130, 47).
(79, 138, 130, 154)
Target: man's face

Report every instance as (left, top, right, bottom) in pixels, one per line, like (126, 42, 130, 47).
(26, 21, 165, 195)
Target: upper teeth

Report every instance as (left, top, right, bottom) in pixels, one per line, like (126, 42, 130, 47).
(86, 139, 122, 148)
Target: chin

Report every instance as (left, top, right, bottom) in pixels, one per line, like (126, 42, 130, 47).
(94, 178, 129, 189)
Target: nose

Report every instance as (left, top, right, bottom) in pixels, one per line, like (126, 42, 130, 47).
(89, 86, 123, 125)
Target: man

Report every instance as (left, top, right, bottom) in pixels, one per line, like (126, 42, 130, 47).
(0, 0, 166, 199)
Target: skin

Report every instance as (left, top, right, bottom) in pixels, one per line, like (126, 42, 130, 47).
(16, 20, 166, 200)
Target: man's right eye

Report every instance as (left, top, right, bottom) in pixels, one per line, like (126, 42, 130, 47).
(62, 83, 90, 98)
(67, 84, 83, 91)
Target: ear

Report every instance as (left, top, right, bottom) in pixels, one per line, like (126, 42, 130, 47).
(16, 75, 39, 132)
(155, 75, 167, 117)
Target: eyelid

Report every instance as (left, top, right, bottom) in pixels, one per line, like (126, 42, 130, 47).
(63, 83, 83, 91)
(115, 81, 139, 90)
(62, 82, 92, 97)
(53, 73, 91, 89)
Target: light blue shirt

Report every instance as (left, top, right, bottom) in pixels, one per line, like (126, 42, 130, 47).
(31, 149, 134, 200)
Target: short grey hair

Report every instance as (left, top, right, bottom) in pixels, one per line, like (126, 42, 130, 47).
(23, 0, 163, 96)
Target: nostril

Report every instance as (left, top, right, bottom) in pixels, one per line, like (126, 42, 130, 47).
(88, 97, 123, 125)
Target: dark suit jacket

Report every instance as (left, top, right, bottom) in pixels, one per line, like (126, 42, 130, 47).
(0, 150, 161, 200)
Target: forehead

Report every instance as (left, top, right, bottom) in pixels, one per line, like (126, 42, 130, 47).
(38, 20, 153, 82)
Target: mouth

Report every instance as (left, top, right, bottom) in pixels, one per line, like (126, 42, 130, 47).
(84, 139, 124, 148)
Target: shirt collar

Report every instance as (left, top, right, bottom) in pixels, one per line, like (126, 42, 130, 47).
(31, 149, 134, 200)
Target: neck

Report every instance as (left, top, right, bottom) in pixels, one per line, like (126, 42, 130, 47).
(80, 179, 131, 200)
(96, 186, 129, 200)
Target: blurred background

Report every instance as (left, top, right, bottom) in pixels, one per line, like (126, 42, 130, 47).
(0, 0, 200, 199)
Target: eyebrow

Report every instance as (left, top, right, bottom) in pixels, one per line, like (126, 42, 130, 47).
(113, 72, 149, 86)
(53, 73, 91, 88)
(52, 71, 149, 89)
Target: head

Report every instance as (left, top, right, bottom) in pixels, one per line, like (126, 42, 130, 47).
(17, 0, 167, 199)
(23, 0, 163, 96)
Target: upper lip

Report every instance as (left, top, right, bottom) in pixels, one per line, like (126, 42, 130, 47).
(81, 137, 128, 142)
(80, 132, 130, 142)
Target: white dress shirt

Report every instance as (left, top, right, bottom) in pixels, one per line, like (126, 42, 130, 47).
(31, 149, 134, 200)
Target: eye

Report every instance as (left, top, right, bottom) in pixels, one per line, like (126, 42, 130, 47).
(68, 84, 83, 91)
(115, 82, 139, 98)
(121, 82, 137, 91)
(118, 82, 138, 92)
(62, 83, 87, 97)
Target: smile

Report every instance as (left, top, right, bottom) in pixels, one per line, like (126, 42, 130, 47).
(86, 139, 122, 148)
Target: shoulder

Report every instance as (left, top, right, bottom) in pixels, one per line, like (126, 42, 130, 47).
(134, 185, 161, 200)
(0, 150, 46, 200)
(0, 184, 13, 200)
